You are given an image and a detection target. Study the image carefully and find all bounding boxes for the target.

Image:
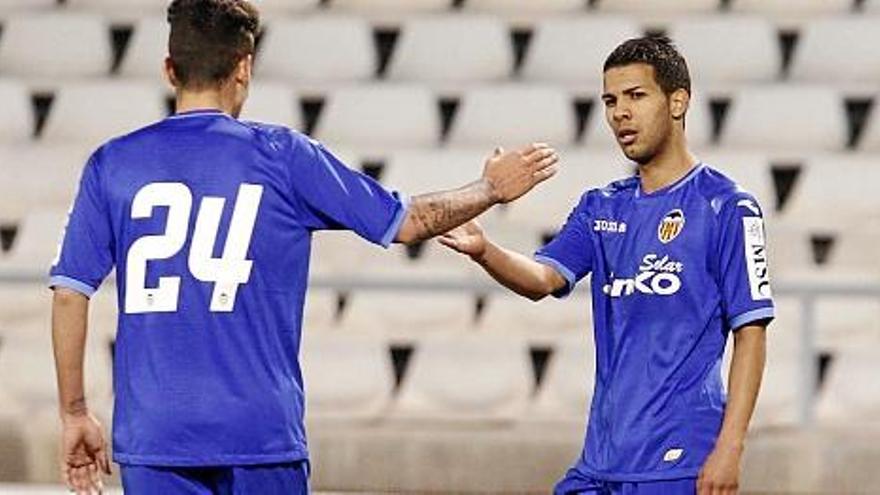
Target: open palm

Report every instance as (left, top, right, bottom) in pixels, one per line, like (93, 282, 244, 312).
(438, 220, 487, 260)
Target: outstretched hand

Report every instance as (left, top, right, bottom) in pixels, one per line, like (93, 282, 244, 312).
(482, 143, 558, 204)
(439, 220, 488, 261)
(60, 412, 111, 495)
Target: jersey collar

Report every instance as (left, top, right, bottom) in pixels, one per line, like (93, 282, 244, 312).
(635, 162, 704, 199)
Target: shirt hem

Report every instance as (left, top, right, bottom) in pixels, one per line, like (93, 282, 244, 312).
(533, 254, 576, 298)
(114, 447, 309, 467)
(577, 465, 701, 483)
(729, 306, 775, 331)
(48, 275, 97, 298)
(379, 193, 410, 248)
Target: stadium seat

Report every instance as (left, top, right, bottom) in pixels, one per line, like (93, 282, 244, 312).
(240, 0, 322, 16)
(585, 91, 713, 149)
(816, 347, 880, 425)
(315, 85, 440, 150)
(720, 85, 846, 152)
(118, 17, 169, 83)
(0, 0, 56, 12)
(256, 17, 375, 86)
(382, 148, 488, 197)
(479, 293, 591, 343)
(866, 0, 880, 13)
(0, 209, 68, 274)
(239, 84, 301, 129)
(0, 285, 51, 337)
(67, 0, 165, 21)
(0, 145, 90, 220)
(731, 0, 853, 16)
(340, 291, 479, 337)
(40, 82, 166, 147)
(781, 155, 880, 232)
(790, 19, 880, 84)
(301, 290, 343, 331)
(300, 332, 395, 422)
(596, 0, 720, 14)
(387, 16, 513, 87)
(330, 0, 451, 13)
(521, 17, 641, 89)
(858, 110, 880, 152)
(466, 0, 586, 13)
(390, 334, 533, 422)
(669, 17, 781, 84)
(0, 13, 111, 81)
(0, 79, 33, 142)
(309, 230, 390, 277)
(528, 334, 595, 423)
(505, 149, 636, 229)
(447, 85, 575, 148)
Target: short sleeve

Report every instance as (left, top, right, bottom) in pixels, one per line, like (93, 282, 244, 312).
(715, 192, 775, 331)
(534, 193, 594, 298)
(289, 137, 408, 247)
(48, 153, 115, 298)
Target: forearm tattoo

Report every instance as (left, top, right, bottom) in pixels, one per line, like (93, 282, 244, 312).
(409, 180, 494, 241)
(65, 396, 88, 416)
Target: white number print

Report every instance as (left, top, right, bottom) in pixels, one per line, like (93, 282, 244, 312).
(125, 182, 264, 314)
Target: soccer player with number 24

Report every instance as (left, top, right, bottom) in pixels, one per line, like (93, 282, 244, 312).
(48, 1, 558, 494)
(442, 37, 774, 495)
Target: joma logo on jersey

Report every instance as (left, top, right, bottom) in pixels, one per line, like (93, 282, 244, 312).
(658, 209, 685, 244)
(602, 254, 684, 298)
(743, 217, 772, 300)
(594, 219, 627, 234)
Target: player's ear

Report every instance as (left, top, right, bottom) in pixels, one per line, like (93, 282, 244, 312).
(234, 55, 253, 86)
(670, 88, 689, 121)
(164, 57, 181, 89)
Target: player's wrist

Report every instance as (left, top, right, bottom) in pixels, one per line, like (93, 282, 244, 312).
(477, 177, 502, 206)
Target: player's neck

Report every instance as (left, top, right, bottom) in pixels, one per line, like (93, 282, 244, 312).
(174, 88, 236, 116)
(637, 136, 697, 195)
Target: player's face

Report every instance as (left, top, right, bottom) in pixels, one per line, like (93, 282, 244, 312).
(602, 64, 675, 164)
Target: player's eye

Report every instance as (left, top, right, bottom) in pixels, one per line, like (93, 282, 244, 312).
(603, 99, 615, 108)
(631, 92, 646, 100)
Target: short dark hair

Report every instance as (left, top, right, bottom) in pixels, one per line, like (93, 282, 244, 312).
(603, 36, 691, 95)
(167, 0, 260, 89)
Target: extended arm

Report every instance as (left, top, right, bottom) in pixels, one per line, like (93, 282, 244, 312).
(439, 221, 567, 301)
(697, 323, 767, 495)
(395, 145, 558, 244)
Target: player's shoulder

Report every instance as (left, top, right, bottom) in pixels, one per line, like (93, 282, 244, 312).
(590, 176, 640, 201)
(692, 164, 762, 216)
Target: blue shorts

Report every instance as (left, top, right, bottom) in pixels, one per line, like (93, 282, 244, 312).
(554, 468, 696, 495)
(120, 461, 309, 495)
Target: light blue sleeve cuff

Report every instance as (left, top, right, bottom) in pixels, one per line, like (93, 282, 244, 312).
(534, 254, 577, 299)
(48, 275, 97, 298)
(729, 307, 775, 331)
(379, 192, 410, 248)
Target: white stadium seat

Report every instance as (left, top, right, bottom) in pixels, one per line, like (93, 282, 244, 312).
(669, 17, 781, 84)
(480, 293, 591, 341)
(817, 347, 880, 425)
(67, 0, 165, 21)
(466, 0, 586, 13)
(382, 148, 487, 196)
(390, 334, 533, 422)
(866, 0, 880, 13)
(731, 0, 852, 16)
(330, 0, 451, 13)
(315, 85, 440, 150)
(861, 111, 880, 152)
(0, 0, 56, 12)
(119, 17, 169, 83)
(597, 0, 720, 14)
(0, 210, 68, 273)
(529, 334, 595, 423)
(41, 82, 166, 147)
(247, 0, 322, 15)
(388, 16, 512, 86)
(300, 332, 395, 422)
(521, 17, 641, 89)
(0, 13, 111, 81)
(448, 85, 574, 148)
(790, 19, 880, 84)
(257, 17, 375, 86)
(239, 84, 301, 129)
(340, 291, 478, 336)
(586, 91, 713, 149)
(0, 79, 33, 143)
(720, 85, 846, 152)
(0, 145, 90, 221)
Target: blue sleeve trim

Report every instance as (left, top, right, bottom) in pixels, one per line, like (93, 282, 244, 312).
(729, 307, 775, 331)
(379, 193, 410, 248)
(534, 254, 577, 299)
(48, 275, 97, 298)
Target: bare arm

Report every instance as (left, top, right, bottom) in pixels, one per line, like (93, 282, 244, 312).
(439, 221, 567, 301)
(697, 323, 767, 495)
(52, 287, 111, 493)
(395, 144, 558, 244)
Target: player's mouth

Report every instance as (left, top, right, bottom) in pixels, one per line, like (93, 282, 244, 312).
(617, 129, 638, 146)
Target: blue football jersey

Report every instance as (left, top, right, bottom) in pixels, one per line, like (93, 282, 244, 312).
(49, 109, 408, 466)
(535, 163, 774, 482)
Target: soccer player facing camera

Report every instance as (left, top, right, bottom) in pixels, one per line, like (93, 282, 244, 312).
(442, 37, 773, 495)
(49, 1, 558, 493)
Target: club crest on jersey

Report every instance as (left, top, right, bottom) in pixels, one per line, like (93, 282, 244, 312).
(658, 209, 685, 244)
